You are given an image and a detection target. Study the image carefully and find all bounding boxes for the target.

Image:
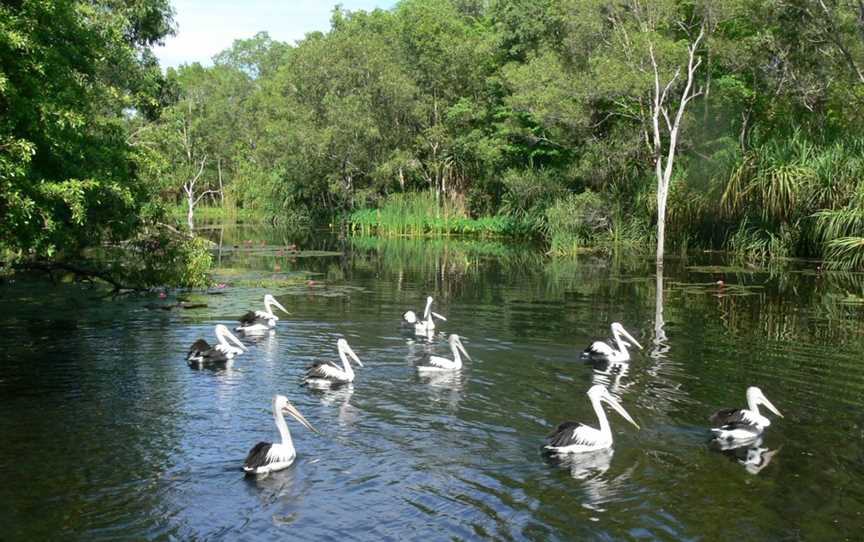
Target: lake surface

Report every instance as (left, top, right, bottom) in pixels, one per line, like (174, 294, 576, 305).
(2, 226, 864, 541)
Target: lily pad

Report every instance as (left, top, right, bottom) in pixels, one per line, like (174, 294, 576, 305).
(686, 265, 764, 274)
(219, 247, 343, 258)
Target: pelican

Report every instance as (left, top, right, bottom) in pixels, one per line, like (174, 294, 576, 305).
(544, 384, 639, 454)
(709, 386, 783, 442)
(304, 338, 363, 386)
(403, 296, 446, 334)
(186, 324, 247, 365)
(417, 334, 470, 372)
(236, 294, 289, 333)
(243, 395, 318, 475)
(581, 322, 643, 363)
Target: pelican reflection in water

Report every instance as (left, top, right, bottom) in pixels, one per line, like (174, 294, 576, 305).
(589, 358, 632, 400)
(545, 450, 640, 513)
(710, 436, 780, 475)
(308, 383, 358, 426)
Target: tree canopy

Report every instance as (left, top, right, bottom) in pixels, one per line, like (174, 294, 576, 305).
(4, 0, 864, 274)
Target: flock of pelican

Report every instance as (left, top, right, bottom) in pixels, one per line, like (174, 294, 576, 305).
(547, 322, 783, 464)
(185, 295, 783, 476)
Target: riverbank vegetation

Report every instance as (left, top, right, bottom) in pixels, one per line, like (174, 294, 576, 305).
(4, 0, 864, 284)
(134, 0, 864, 267)
(0, 0, 210, 287)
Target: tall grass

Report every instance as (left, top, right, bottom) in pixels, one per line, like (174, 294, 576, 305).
(349, 191, 529, 237)
(545, 191, 650, 255)
(714, 132, 864, 262)
(813, 197, 864, 269)
(166, 203, 264, 224)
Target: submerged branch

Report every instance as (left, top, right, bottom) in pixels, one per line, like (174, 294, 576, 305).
(16, 261, 138, 291)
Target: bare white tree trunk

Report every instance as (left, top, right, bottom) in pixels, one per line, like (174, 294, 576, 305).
(182, 156, 213, 231)
(649, 26, 705, 266)
(217, 158, 224, 207)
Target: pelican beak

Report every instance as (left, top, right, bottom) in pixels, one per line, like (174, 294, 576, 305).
(273, 298, 289, 315)
(347, 344, 363, 367)
(431, 311, 447, 321)
(283, 403, 319, 434)
(228, 330, 247, 351)
(760, 396, 783, 418)
(457, 339, 472, 361)
(424, 297, 433, 319)
(620, 328, 643, 350)
(603, 392, 640, 429)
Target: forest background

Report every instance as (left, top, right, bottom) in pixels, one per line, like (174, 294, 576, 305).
(3, 0, 864, 287)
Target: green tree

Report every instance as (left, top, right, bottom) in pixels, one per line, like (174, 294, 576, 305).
(0, 0, 174, 259)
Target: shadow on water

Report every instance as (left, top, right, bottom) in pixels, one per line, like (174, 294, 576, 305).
(3, 227, 864, 540)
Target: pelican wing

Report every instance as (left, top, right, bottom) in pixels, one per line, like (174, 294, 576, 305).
(709, 408, 758, 430)
(419, 354, 457, 370)
(545, 421, 600, 448)
(191, 349, 230, 365)
(582, 340, 614, 359)
(238, 311, 260, 325)
(306, 362, 345, 381)
(187, 338, 211, 359)
(243, 441, 273, 472)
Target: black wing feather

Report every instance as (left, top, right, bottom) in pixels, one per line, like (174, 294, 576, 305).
(239, 311, 262, 325)
(305, 362, 343, 380)
(546, 421, 590, 448)
(243, 442, 273, 470)
(580, 340, 612, 360)
(187, 338, 211, 358)
(709, 408, 754, 430)
(186, 339, 230, 366)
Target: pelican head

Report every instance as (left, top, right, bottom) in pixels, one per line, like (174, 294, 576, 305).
(403, 310, 418, 324)
(273, 394, 319, 434)
(449, 334, 471, 361)
(337, 338, 363, 367)
(746, 386, 783, 418)
(611, 322, 643, 350)
(423, 296, 434, 319)
(264, 294, 289, 317)
(215, 324, 247, 352)
(587, 384, 640, 429)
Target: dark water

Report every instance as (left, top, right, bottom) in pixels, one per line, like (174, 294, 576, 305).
(3, 227, 864, 541)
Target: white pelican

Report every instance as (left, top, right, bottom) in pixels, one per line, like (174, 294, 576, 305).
(417, 334, 470, 372)
(243, 395, 318, 475)
(709, 386, 783, 442)
(304, 338, 363, 386)
(581, 322, 643, 363)
(544, 384, 639, 454)
(236, 294, 289, 333)
(186, 324, 247, 365)
(403, 296, 446, 335)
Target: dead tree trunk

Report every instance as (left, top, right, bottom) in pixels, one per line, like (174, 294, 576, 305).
(649, 25, 705, 266)
(182, 155, 217, 231)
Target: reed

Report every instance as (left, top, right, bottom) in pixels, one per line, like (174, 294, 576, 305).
(348, 191, 528, 237)
(166, 204, 264, 224)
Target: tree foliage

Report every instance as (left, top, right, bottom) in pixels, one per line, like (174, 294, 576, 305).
(8, 0, 864, 272)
